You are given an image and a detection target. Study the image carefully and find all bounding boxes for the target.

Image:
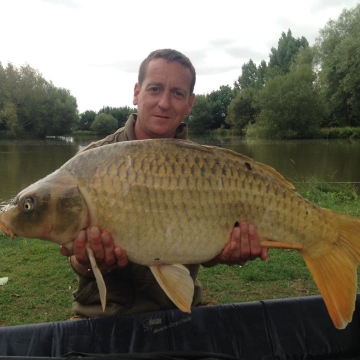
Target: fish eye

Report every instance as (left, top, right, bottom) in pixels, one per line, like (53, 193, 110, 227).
(23, 198, 35, 212)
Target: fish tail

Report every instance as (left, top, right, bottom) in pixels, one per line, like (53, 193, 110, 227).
(303, 210, 360, 329)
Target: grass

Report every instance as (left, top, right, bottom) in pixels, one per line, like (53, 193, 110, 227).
(0, 239, 77, 326)
(1, 180, 360, 326)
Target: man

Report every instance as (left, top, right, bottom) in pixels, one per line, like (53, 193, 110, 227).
(60, 49, 268, 317)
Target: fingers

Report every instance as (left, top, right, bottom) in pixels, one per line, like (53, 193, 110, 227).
(218, 221, 268, 266)
(114, 247, 129, 268)
(89, 226, 105, 262)
(59, 246, 70, 257)
(73, 229, 89, 266)
(70, 226, 128, 274)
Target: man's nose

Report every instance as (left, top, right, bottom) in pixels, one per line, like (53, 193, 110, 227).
(158, 91, 171, 110)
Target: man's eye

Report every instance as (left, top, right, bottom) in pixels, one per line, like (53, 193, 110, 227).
(149, 87, 159, 93)
(173, 90, 184, 98)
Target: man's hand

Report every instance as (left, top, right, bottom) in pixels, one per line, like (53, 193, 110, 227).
(203, 221, 268, 267)
(60, 226, 128, 276)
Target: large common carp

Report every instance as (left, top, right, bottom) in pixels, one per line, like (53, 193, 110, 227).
(1, 139, 360, 329)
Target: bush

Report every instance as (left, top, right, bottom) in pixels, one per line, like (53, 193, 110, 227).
(320, 127, 360, 139)
(90, 113, 118, 135)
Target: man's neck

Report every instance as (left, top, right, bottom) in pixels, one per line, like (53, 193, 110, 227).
(134, 121, 175, 140)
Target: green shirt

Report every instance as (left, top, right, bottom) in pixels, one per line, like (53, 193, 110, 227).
(72, 114, 203, 317)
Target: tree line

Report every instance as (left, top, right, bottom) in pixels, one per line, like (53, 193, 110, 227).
(189, 3, 360, 139)
(0, 63, 79, 136)
(1, 4, 359, 139)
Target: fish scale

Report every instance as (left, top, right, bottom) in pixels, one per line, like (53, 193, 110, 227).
(1, 138, 360, 329)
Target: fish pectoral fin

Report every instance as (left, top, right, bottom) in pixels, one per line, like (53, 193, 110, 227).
(150, 264, 194, 313)
(86, 240, 107, 312)
(260, 239, 303, 250)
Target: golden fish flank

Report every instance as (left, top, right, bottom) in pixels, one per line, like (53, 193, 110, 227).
(1, 139, 360, 330)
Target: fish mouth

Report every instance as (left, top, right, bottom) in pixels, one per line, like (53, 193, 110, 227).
(0, 221, 14, 239)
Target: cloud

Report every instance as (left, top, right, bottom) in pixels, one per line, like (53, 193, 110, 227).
(92, 60, 139, 74)
(311, 0, 358, 12)
(41, 0, 80, 8)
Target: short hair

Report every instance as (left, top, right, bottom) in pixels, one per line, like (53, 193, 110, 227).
(138, 49, 196, 94)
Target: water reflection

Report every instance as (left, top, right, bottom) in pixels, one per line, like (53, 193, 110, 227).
(46, 135, 75, 143)
(1, 136, 360, 205)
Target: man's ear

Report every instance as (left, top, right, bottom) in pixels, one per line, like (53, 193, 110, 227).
(133, 83, 140, 105)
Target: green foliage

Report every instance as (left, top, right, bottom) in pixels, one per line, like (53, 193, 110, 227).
(267, 29, 309, 78)
(0, 102, 20, 136)
(188, 95, 213, 133)
(189, 86, 236, 132)
(0, 62, 78, 136)
(206, 85, 235, 129)
(296, 180, 360, 217)
(90, 113, 118, 135)
(235, 59, 267, 90)
(226, 88, 258, 133)
(79, 110, 96, 131)
(319, 126, 360, 139)
(99, 106, 136, 128)
(315, 4, 360, 127)
(246, 64, 323, 139)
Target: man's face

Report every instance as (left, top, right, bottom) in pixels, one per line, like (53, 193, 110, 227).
(133, 58, 195, 139)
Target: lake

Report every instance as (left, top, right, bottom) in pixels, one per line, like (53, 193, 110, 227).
(1, 136, 360, 205)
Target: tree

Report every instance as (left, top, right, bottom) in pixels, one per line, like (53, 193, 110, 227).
(91, 113, 118, 135)
(207, 85, 235, 129)
(0, 102, 20, 136)
(47, 87, 79, 135)
(235, 59, 267, 90)
(99, 106, 136, 128)
(188, 95, 213, 133)
(247, 64, 323, 139)
(267, 29, 309, 78)
(0, 62, 79, 136)
(79, 110, 96, 131)
(315, 4, 360, 126)
(226, 87, 258, 134)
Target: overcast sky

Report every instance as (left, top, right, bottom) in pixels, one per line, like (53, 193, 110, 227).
(1, 0, 359, 113)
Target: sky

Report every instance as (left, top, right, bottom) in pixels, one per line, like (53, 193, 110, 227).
(1, 0, 359, 114)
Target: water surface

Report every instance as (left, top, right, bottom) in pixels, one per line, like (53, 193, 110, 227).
(1, 136, 360, 205)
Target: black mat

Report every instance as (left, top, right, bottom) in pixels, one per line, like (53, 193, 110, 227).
(0, 295, 359, 360)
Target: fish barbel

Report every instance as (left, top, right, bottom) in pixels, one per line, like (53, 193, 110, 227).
(1, 139, 360, 329)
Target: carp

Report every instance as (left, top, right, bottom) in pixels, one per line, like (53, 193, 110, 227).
(1, 139, 360, 329)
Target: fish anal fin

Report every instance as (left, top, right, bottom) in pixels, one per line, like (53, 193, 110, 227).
(260, 239, 303, 250)
(303, 247, 357, 330)
(150, 264, 194, 313)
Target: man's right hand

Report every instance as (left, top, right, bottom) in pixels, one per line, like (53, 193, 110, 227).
(60, 226, 129, 276)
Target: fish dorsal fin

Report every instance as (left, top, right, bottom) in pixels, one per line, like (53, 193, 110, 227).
(170, 139, 295, 190)
(150, 264, 194, 313)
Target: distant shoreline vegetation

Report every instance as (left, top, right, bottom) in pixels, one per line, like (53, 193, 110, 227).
(188, 127, 360, 140)
(1, 126, 360, 140)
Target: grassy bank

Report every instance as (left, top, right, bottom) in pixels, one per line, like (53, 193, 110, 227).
(1, 181, 359, 326)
